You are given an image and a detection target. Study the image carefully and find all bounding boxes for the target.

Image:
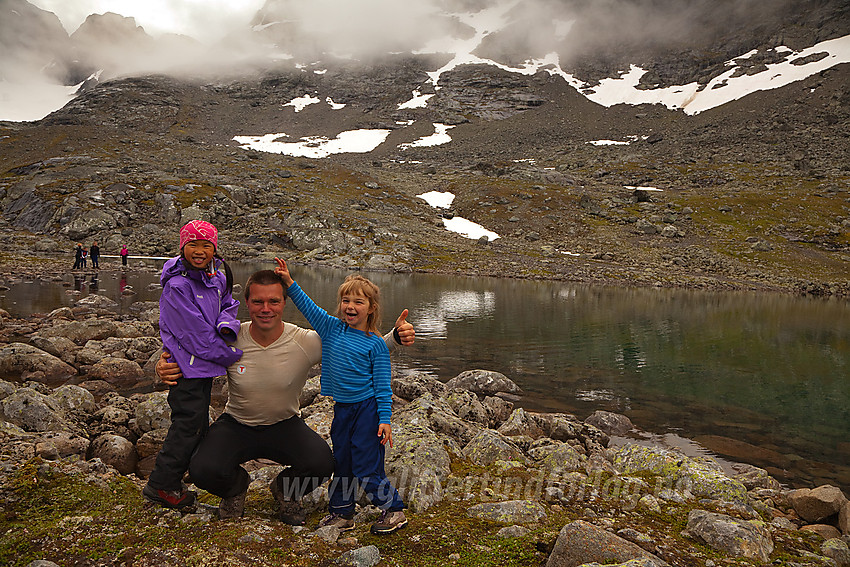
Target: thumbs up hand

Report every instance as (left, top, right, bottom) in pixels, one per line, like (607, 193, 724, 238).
(394, 308, 415, 346)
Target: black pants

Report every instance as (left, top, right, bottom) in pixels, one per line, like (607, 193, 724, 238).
(189, 412, 334, 499)
(147, 377, 212, 491)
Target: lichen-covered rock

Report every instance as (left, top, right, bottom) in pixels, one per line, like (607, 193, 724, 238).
(545, 520, 669, 567)
(498, 407, 546, 438)
(337, 544, 381, 567)
(840, 500, 850, 535)
(446, 369, 521, 397)
(391, 372, 447, 401)
(47, 384, 96, 418)
(821, 538, 850, 567)
(684, 509, 773, 562)
(463, 429, 526, 466)
(527, 441, 585, 472)
(445, 388, 489, 425)
(466, 499, 546, 524)
(134, 391, 171, 433)
(0, 388, 68, 432)
(610, 444, 748, 504)
(385, 422, 453, 513)
(482, 395, 513, 428)
(394, 392, 479, 445)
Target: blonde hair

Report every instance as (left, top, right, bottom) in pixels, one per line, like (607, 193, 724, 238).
(337, 274, 382, 334)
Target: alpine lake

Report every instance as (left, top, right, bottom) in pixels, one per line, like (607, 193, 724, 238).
(2, 259, 848, 495)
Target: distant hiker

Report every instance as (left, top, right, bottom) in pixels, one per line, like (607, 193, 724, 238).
(90, 242, 100, 269)
(143, 220, 242, 510)
(275, 258, 408, 535)
(72, 244, 82, 270)
(120, 245, 128, 266)
(80, 247, 88, 269)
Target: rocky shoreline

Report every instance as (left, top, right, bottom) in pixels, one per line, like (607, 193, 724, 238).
(1, 291, 849, 566)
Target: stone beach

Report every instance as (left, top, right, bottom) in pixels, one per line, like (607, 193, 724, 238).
(1, 290, 849, 566)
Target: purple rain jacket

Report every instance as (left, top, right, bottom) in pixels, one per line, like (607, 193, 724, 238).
(159, 256, 242, 379)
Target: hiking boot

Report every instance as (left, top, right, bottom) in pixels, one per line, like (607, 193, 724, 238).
(218, 489, 247, 519)
(142, 483, 195, 509)
(370, 509, 407, 535)
(319, 512, 355, 531)
(270, 479, 306, 525)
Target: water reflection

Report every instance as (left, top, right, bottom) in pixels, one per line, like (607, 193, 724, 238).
(1, 262, 849, 492)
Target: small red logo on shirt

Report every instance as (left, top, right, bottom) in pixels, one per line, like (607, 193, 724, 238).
(236, 365, 247, 374)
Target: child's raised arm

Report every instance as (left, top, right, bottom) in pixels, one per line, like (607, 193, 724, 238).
(274, 257, 336, 338)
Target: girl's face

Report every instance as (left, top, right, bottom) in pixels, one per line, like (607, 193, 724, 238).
(183, 240, 215, 269)
(339, 290, 375, 331)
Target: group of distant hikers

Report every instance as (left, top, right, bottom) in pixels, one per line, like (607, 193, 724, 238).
(72, 242, 129, 269)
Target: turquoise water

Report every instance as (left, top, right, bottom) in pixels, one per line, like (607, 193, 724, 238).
(2, 261, 848, 492)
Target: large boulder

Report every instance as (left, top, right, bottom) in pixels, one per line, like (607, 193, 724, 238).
(0, 388, 68, 432)
(840, 500, 850, 535)
(394, 392, 480, 445)
(684, 510, 774, 562)
(545, 520, 669, 567)
(788, 485, 848, 523)
(87, 357, 146, 388)
(0, 343, 77, 383)
(35, 431, 90, 460)
(610, 444, 748, 504)
(445, 388, 489, 426)
(89, 433, 138, 475)
(134, 392, 171, 433)
(38, 319, 118, 344)
(446, 369, 521, 397)
(585, 410, 635, 435)
(47, 385, 96, 419)
(463, 429, 526, 466)
(391, 372, 447, 401)
(385, 422, 454, 513)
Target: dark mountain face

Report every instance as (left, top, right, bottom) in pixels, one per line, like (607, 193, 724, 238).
(0, 0, 70, 81)
(0, 0, 848, 295)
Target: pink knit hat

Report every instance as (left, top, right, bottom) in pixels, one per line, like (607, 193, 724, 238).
(179, 220, 218, 250)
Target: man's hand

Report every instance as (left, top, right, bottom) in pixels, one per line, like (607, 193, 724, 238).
(378, 423, 393, 447)
(274, 257, 294, 287)
(155, 351, 183, 387)
(394, 309, 415, 346)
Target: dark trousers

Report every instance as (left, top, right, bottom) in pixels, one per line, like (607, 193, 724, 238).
(121, 255, 127, 265)
(147, 377, 212, 491)
(328, 397, 404, 515)
(189, 412, 335, 499)
(91, 256, 99, 268)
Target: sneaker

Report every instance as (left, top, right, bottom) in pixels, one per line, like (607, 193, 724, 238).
(218, 489, 247, 519)
(270, 479, 306, 526)
(370, 510, 407, 535)
(142, 483, 195, 509)
(319, 512, 355, 531)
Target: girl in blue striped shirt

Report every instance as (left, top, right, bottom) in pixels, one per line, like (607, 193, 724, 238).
(274, 258, 407, 535)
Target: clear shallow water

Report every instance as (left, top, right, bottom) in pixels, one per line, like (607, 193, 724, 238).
(2, 261, 849, 492)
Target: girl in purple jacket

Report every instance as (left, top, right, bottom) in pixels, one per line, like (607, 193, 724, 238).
(143, 220, 242, 509)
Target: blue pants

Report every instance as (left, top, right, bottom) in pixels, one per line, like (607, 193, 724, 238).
(328, 397, 404, 515)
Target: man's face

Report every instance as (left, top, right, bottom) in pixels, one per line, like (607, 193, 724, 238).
(246, 282, 286, 332)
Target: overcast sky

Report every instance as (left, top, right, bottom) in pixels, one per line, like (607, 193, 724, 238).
(28, 0, 266, 39)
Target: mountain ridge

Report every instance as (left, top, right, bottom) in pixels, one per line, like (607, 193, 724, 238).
(0, 1, 848, 296)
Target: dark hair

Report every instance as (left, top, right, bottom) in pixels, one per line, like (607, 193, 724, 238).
(244, 270, 287, 301)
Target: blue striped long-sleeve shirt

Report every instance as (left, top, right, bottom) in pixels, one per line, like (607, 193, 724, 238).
(287, 281, 393, 424)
